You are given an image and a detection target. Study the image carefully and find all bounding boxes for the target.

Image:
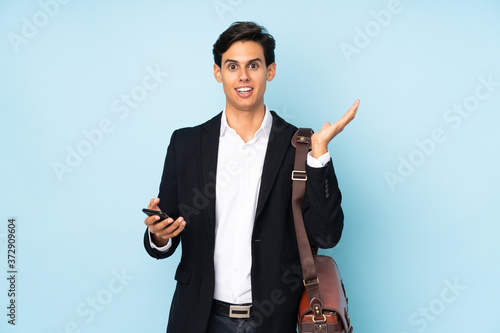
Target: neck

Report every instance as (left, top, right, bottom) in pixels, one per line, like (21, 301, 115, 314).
(225, 104, 266, 143)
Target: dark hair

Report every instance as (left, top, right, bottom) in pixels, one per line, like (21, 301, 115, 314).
(213, 21, 276, 67)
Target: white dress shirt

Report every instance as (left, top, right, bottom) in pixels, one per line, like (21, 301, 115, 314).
(149, 106, 330, 304)
(212, 107, 272, 303)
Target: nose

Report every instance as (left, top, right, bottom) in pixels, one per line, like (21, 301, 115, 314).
(239, 67, 249, 82)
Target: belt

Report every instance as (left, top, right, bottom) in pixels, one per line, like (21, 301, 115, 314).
(211, 300, 252, 319)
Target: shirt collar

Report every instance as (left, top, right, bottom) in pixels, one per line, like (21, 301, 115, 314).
(220, 105, 272, 140)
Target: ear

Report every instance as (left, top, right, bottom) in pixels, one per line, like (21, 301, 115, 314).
(214, 64, 222, 83)
(266, 62, 276, 82)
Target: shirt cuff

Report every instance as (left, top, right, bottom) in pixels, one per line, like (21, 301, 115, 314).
(148, 232, 172, 252)
(307, 151, 330, 168)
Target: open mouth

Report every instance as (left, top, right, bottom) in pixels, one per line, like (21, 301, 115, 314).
(236, 87, 253, 92)
(235, 86, 253, 97)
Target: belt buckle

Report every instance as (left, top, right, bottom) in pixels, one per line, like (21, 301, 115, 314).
(229, 305, 251, 318)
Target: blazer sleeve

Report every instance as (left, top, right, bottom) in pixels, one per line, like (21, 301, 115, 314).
(302, 158, 344, 249)
(144, 130, 182, 259)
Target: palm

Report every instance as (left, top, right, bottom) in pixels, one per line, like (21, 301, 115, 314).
(312, 99, 359, 143)
(310, 99, 359, 158)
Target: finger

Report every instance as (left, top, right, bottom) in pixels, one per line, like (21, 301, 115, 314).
(148, 198, 160, 210)
(322, 99, 360, 133)
(155, 217, 185, 237)
(144, 215, 158, 227)
(320, 122, 331, 131)
(334, 99, 360, 129)
(341, 99, 360, 122)
(162, 217, 185, 234)
(168, 220, 187, 238)
(146, 216, 174, 230)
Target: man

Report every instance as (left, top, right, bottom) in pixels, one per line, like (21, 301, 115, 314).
(144, 21, 359, 333)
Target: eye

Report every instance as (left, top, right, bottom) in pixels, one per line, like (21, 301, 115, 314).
(228, 64, 237, 70)
(248, 63, 258, 69)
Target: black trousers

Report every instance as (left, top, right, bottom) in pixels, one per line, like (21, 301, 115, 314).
(206, 312, 256, 333)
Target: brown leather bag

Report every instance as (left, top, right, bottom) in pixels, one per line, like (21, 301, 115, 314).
(291, 129, 353, 333)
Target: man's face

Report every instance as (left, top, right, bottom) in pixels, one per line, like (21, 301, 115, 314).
(214, 40, 276, 113)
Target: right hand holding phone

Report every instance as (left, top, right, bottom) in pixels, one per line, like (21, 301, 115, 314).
(144, 198, 186, 247)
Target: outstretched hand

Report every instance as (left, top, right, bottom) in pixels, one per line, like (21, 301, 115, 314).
(311, 99, 360, 158)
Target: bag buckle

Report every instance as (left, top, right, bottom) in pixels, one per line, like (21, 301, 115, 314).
(229, 305, 251, 318)
(303, 277, 319, 286)
(292, 170, 307, 181)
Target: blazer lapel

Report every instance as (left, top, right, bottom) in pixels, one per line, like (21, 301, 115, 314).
(255, 112, 295, 220)
(200, 112, 222, 248)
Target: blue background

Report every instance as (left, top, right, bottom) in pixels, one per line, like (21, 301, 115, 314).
(1, 0, 499, 332)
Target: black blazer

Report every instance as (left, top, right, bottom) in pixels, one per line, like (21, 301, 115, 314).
(144, 111, 344, 333)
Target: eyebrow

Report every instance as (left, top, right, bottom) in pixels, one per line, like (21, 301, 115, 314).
(224, 58, 263, 65)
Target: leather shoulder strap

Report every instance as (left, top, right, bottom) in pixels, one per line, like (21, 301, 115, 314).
(291, 128, 325, 322)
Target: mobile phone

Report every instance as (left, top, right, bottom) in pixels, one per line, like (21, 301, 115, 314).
(142, 208, 170, 222)
(142, 208, 189, 229)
